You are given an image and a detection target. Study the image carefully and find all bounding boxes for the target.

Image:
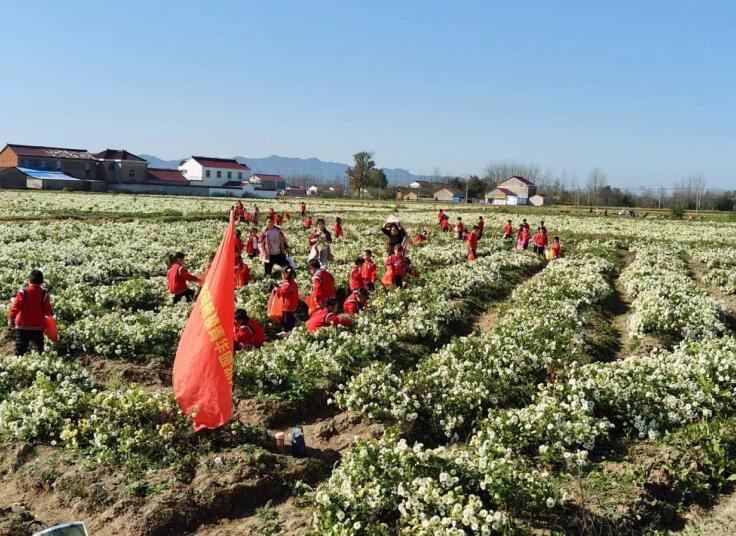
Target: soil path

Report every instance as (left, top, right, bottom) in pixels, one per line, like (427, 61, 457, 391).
(676, 492, 736, 536)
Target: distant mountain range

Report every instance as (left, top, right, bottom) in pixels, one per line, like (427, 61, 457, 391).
(139, 154, 430, 184)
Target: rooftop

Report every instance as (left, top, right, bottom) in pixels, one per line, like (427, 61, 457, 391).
(5, 143, 94, 160)
(189, 156, 250, 171)
(147, 168, 188, 183)
(93, 149, 146, 162)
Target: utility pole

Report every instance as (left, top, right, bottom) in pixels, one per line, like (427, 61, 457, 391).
(465, 179, 469, 204)
(658, 186, 662, 210)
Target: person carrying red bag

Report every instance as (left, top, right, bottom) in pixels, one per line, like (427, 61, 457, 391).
(361, 249, 377, 291)
(467, 225, 480, 260)
(334, 217, 344, 239)
(306, 299, 353, 334)
(385, 243, 408, 288)
(234, 309, 265, 349)
(272, 267, 299, 333)
(7, 269, 53, 356)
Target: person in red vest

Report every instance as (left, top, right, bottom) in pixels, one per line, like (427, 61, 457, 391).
(532, 226, 549, 255)
(299, 201, 306, 217)
(361, 250, 377, 291)
(411, 230, 429, 245)
(234, 255, 251, 288)
(234, 309, 265, 349)
(437, 208, 445, 223)
(516, 224, 530, 251)
(350, 257, 367, 291)
(245, 227, 259, 259)
(550, 236, 561, 259)
(234, 229, 244, 257)
(283, 212, 290, 222)
(168, 252, 199, 303)
(440, 216, 450, 233)
(306, 299, 353, 334)
(343, 288, 369, 315)
(304, 215, 313, 229)
(385, 243, 408, 288)
(308, 259, 336, 307)
(503, 219, 513, 240)
(477, 216, 485, 239)
(455, 217, 465, 240)
(334, 217, 344, 239)
(274, 213, 283, 225)
(467, 225, 480, 259)
(8, 269, 53, 356)
(272, 266, 299, 332)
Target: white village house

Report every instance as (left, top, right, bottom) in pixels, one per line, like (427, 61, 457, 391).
(486, 176, 539, 206)
(178, 156, 251, 186)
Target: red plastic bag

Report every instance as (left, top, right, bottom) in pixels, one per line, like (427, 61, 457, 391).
(305, 294, 318, 316)
(44, 316, 58, 343)
(382, 268, 393, 287)
(267, 292, 284, 323)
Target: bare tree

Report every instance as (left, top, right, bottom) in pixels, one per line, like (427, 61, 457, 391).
(688, 173, 707, 212)
(586, 167, 608, 206)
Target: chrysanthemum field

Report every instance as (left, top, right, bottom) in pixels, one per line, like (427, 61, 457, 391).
(1, 190, 735, 536)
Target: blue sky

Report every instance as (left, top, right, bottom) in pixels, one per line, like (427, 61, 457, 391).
(1, 0, 734, 187)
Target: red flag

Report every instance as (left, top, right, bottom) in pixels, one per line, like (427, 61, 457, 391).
(173, 215, 236, 430)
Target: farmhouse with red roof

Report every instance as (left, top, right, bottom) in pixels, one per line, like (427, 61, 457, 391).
(486, 176, 537, 205)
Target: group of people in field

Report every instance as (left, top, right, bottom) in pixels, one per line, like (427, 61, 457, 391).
(5, 201, 561, 358)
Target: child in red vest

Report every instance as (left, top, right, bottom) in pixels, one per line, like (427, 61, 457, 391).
(235, 255, 251, 288)
(300, 201, 306, 216)
(245, 227, 259, 259)
(467, 225, 479, 259)
(308, 259, 336, 307)
(306, 299, 353, 334)
(304, 215, 313, 229)
(8, 269, 53, 356)
(440, 216, 450, 233)
(516, 225, 530, 251)
(167, 252, 199, 303)
(234, 229, 244, 257)
(532, 227, 548, 255)
(477, 216, 485, 239)
(455, 217, 465, 240)
(361, 250, 377, 291)
(272, 267, 299, 332)
(550, 236, 561, 259)
(503, 219, 513, 240)
(344, 288, 369, 315)
(334, 217, 344, 239)
(234, 309, 265, 349)
(350, 257, 367, 291)
(385, 244, 408, 288)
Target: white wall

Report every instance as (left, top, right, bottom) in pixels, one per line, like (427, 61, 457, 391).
(178, 158, 251, 187)
(178, 159, 203, 182)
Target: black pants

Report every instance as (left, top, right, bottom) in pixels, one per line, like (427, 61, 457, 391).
(457, 232, 464, 240)
(265, 253, 289, 277)
(392, 275, 404, 288)
(15, 329, 44, 356)
(282, 311, 296, 331)
(533, 245, 546, 255)
(173, 289, 195, 303)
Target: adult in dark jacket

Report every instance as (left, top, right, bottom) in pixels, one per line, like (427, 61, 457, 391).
(381, 222, 407, 256)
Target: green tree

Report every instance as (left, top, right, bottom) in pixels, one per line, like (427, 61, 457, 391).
(368, 168, 388, 189)
(670, 202, 685, 219)
(466, 175, 486, 199)
(346, 151, 375, 196)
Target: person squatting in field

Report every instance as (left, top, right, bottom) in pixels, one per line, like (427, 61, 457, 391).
(307, 258, 336, 310)
(234, 308, 265, 349)
(168, 252, 200, 303)
(343, 287, 369, 315)
(306, 298, 353, 334)
(7, 270, 53, 356)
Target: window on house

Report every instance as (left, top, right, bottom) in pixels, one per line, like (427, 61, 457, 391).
(238, 172, 242, 180)
(128, 170, 136, 181)
(85, 163, 91, 171)
(205, 170, 211, 178)
(21, 159, 29, 167)
(56, 160, 62, 170)
(40, 160, 46, 169)
(108, 163, 114, 171)
(216, 171, 221, 178)
(227, 171, 232, 179)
